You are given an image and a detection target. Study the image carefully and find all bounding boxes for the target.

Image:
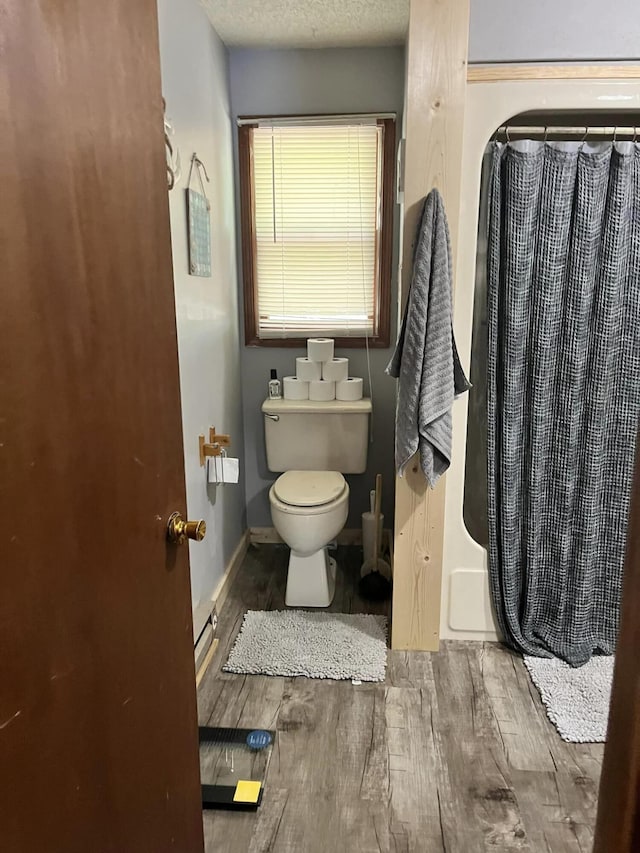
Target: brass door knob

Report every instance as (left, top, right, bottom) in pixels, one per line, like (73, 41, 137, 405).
(167, 512, 206, 545)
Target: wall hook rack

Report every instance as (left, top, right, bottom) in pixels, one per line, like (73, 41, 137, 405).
(199, 427, 231, 466)
(163, 98, 181, 190)
(187, 153, 210, 197)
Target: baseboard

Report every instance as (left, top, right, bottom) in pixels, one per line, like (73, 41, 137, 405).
(195, 638, 219, 689)
(192, 600, 214, 645)
(249, 526, 392, 551)
(248, 526, 284, 544)
(192, 532, 249, 687)
(337, 528, 364, 546)
(211, 529, 251, 614)
(195, 621, 214, 672)
(249, 526, 363, 545)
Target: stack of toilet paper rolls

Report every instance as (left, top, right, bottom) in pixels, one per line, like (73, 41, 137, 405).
(282, 338, 364, 402)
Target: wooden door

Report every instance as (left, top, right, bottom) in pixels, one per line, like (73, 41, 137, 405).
(0, 2, 204, 851)
(593, 432, 640, 852)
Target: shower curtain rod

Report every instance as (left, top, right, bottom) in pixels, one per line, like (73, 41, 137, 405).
(496, 125, 638, 139)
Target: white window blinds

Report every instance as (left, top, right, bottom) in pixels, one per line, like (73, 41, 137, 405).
(251, 122, 383, 338)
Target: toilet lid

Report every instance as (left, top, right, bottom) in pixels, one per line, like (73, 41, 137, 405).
(273, 471, 346, 507)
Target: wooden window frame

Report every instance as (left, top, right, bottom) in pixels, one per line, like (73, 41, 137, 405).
(238, 115, 395, 349)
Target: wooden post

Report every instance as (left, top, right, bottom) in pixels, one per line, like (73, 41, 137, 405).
(391, 0, 470, 650)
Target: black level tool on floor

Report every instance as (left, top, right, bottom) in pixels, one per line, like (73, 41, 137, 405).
(199, 726, 275, 810)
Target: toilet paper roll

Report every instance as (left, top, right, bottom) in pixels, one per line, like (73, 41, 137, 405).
(296, 357, 322, 382)
(321, 357, 349, 383)
(283, 376, 309, 400)
(307, 338, 334, 363)
(309, 379, 336, 401)
(335, 376, 364, 401)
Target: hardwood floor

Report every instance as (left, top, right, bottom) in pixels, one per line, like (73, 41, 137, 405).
(197, 545, 604, 853)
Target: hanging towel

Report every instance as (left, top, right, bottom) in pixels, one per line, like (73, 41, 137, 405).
(387, 189, 470, 487)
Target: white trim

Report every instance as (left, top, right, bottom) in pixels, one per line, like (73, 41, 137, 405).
(237, 112, 396, 127)
(193, 530, 251, 643)
(211, 529, 251, 614)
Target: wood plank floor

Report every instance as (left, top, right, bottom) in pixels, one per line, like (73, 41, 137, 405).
(197, 545, 604, 853)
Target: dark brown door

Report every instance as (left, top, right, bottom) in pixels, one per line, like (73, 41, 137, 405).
(593, 433, 640, 852)
(0, 2, 204, 851)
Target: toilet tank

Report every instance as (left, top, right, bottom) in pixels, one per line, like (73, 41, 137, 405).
(262, 398, 372, 474)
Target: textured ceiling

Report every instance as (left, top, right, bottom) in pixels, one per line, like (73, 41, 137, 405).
(201, 0, 409, 48)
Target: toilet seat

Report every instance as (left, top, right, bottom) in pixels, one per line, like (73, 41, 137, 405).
(269, 472, 348, 518)
(273, 471, 346, 508)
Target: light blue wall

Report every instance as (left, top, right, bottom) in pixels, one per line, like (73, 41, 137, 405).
(229, 47, 405, 529)
(157, 0, 246, 611)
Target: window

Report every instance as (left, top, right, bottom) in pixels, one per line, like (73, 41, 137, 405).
(239, 116, 395, 347)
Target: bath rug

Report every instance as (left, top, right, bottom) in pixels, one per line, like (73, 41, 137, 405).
(223, 610, 387, 682)
(524, 654, 614, 743)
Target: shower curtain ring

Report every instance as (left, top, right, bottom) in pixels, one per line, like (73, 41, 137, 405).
(543, 126, 549, 142)
(505, 125, 511, 143)
(579, 127, 589, 150)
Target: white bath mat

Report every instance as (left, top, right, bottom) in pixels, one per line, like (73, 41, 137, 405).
(223, 610, 388, 682)
(524, 655, 614, 743)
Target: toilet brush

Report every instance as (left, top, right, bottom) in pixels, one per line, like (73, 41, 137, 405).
(361, 489, 377, 565)
(359, 474, 392, 601)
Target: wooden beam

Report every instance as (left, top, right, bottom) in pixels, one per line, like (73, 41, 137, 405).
(468, 64, 640, 83)
(391, 0, 470, 651)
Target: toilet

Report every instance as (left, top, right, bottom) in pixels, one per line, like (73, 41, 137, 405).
(262, 397, 372, 607)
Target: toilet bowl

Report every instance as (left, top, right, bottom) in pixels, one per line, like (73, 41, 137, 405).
(269, 470, 349, 607)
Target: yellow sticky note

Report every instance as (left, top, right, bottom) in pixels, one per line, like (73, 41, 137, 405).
(233, 780, 261, 804)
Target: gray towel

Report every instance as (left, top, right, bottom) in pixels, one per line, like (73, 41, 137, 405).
(387, 189, 470, 487)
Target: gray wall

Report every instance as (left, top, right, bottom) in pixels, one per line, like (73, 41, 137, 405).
(229, 47, 405, 528)
(469, 0, 640, 62)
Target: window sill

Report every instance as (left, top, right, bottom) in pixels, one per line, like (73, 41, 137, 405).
(245, 334, 390, 349)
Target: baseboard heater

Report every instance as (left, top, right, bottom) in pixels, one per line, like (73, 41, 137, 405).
(193, 601, 218, 678)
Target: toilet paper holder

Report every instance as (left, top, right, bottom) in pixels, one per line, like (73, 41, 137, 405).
(199, 427, 231, 466)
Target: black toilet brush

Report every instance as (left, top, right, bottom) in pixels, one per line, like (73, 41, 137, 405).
(358, 474, 392, 601)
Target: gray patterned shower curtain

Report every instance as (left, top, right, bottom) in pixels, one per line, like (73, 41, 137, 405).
(487, 140, 640, 666)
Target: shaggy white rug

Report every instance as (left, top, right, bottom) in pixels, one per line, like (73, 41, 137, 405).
(524, 655, 614, 743)
(223, 610, 388, 682)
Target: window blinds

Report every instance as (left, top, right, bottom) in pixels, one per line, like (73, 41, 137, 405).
(252, 122, 382, 338)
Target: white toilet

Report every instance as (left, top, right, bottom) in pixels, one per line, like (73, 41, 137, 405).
(262, 397, 372, 607)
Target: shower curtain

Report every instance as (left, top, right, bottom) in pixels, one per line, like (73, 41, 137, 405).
(487, 140, 640, 666)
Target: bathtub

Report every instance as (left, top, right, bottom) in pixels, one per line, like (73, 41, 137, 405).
(439, 75, 640, 641)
